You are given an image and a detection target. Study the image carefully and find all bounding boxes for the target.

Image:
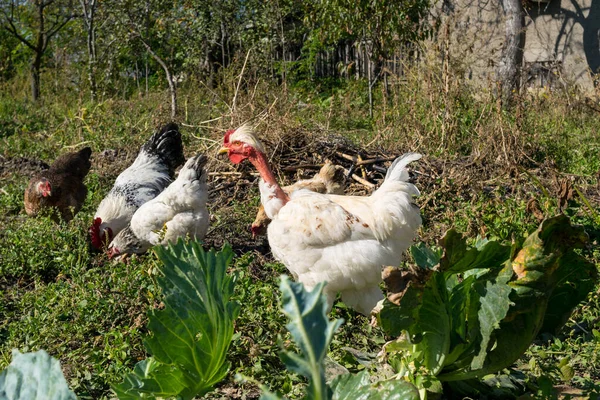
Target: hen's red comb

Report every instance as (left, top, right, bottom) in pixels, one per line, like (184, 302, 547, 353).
(223, 129, 235, 145)
(89, 217, 103, 249)
(39, 180, 52, 197)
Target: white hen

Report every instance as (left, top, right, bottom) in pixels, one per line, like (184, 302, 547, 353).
(89, 123, 185, 249)
(220, 126, 422, 315)
(107, 154, 209, 257)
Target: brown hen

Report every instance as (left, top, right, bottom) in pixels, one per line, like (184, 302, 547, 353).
(24, 147, 92, 222)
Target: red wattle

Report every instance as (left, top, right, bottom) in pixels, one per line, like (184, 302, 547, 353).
(229, 153, 246, 164)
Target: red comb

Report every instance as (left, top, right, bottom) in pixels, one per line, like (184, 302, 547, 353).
(41, 180, 52, 195)
(223, 129, 235, 145)
(89, 217, 103, 249)
(107, 246, 120, 259)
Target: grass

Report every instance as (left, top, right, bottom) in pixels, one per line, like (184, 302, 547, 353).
(0, 63, 599, 398)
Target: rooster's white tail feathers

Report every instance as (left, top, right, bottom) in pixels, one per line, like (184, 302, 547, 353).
(379, 152, 422, 197)
(384, 152, 422, 182)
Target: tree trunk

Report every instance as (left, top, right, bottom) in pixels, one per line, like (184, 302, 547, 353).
(368, 54, 373, 119)
(582, 0, 600, 86)
(2, 0, 72, 101)
(88, 15, 97, 100)
(31, 1, 45, 101)
(220, 20, 226, 68)
(345, 42, 350, 79)
(356, 42, 361, 78)
(497, 0, 525, 107)
(135, 61, 140, 92)
(88, 53, 97, 102)
(81, 0, 98, 101)
(31, 58, 41, 101)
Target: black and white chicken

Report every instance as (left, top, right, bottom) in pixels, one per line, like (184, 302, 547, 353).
(89, 123, 185, 249)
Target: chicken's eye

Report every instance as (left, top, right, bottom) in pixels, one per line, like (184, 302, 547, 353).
(232, 140, 241, 146)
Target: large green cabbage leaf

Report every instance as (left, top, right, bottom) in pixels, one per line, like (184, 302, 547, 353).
(330, 370, 420, 400)
(276, 276, 343, 400)
(379, 215, 597, 389)
(0, 349, 76, 400)
(113, 241, 240, 399)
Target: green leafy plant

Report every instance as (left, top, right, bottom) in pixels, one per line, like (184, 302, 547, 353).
(378, 215, 597, 398)
(0, 241, 240, 400)
(0, 349, 76, 400)
(259, 276, 420, 400)
(113, 241, 240, 399)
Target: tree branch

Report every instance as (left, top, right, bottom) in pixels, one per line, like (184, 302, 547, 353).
(137, 36, 165, 70)
(567, 0, 585, 20)
(79, 0, 95, 28)
(46, 14, 73, 41)
(0, 9, 36, 51)
(137, 35, 178, 118)
(41, 0, 58, 8)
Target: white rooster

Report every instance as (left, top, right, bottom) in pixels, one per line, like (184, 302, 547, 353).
(89, 123, 185, 249)
(219, 125, 422, 315)
(250, 160, 346, 237)
(107, 154, 209, 257)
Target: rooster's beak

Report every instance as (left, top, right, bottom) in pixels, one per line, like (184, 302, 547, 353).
(217, 147, 229, 155)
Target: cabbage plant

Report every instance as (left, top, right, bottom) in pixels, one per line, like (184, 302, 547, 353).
(378, 215, 597, 398)
(113, 241, 240, 399)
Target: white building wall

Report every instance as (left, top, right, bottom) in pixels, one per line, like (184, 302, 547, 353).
(431, 0, 598, 92)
